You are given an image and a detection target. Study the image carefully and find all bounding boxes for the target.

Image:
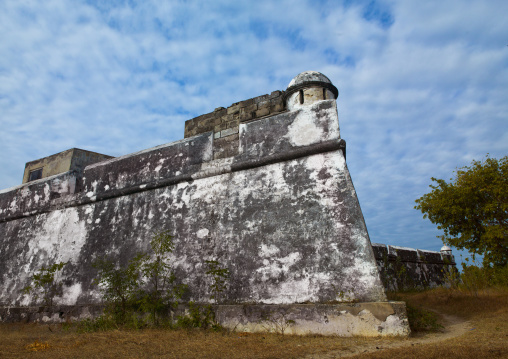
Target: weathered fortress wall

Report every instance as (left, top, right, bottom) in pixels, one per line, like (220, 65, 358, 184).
(372, 243, 456, 291)
(0, 72, 455, 335)
(1, 98, 384, 305)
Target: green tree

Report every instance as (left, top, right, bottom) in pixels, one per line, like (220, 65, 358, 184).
(415, 155, 508, 267)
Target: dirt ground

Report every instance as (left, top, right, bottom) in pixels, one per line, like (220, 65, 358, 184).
(301, 312, 472, 358)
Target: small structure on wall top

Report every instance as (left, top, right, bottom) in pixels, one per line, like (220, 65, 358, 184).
(22, 148, 112, 183)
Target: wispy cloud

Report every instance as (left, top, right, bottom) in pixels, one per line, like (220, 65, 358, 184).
(1, 0, 507, 255)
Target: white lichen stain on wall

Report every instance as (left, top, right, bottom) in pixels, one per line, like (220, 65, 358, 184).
(259, 244, 280, 257)
(196, 228, 209, 238)
(60, 283, 82, 305)
(286, 111, 324, 147)
(256, 251, 301, 282)
(285, 100, 340, 147)
(17, 207, 89, 305)
(43, 184, 50, 199)
(30, 208, 87, 264)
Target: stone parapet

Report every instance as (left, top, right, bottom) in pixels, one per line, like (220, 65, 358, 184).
(184, 90, 285, 139)
(0, 171, 78, 223)
(372, 243, 456, 291)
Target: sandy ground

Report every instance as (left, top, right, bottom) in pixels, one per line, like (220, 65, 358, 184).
(298, 313, 472, 359)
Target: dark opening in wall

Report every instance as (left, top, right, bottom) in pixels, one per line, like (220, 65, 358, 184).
(299, 90, 304, 104)
(28, 168, 43, 182)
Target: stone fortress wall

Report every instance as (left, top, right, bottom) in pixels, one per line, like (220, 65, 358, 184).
(372, 243, 456, 291)
(0, 72, 455, 335)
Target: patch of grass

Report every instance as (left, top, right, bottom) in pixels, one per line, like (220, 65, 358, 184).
(0, 323, 353, 359)
(75, 315, 118, 333)
(388, 291, 444, 332)
(405, 303, 444, 332)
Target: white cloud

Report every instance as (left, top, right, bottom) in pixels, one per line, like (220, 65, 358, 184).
(0, 0, 507, 255)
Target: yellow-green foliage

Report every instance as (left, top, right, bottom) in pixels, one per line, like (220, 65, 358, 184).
(415, 155, 508, 267)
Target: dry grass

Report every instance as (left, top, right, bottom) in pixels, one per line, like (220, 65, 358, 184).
(0, 323, 371, 359)
(1, 289, 507, 359)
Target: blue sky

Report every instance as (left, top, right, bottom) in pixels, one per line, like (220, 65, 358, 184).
(1, 0, 507, 261)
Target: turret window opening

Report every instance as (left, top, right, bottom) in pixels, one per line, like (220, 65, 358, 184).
(28, 168, 43, 182)
(299, 90, 304, 104)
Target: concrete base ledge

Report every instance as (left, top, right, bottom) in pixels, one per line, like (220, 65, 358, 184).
(216, 302, 410, 337)
(0, 305, 104, 324)
(1, 301, 410, 337)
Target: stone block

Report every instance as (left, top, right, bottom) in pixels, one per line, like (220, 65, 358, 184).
(227, 103, 241, 115)
(270, 90, 282, 98)
(222, 114, 234, 123)
(213, 117, 222, 126)
(270, 96, 284, 105)
(257, 100, 270, 109)
(255, 107, 270, 118)
(192, 112, 215, 123)
(215, 109, 227, 118)
(241, 103, 258, 114)
(239, 112, 254, 123)
(221, 127, 239, 138)
(197, 118, 213, 130)
(270, 103, 284, 113)
(254, 94, 269, 104)
(239, 98, 255, 107)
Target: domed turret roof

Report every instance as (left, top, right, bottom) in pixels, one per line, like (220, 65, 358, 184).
(284, 71, 338, 100)
(287, 71, 333, 88)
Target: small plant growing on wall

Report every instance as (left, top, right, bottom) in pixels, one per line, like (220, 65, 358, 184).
(94, 230, 186, 327)
(259, 309, 296, 335)
(176, 259, 230, 330)
(134, 230, 187, 326)
(22, 261, 67, 307)
(205, 259, 230, 304)
(93, 257, 139, 325)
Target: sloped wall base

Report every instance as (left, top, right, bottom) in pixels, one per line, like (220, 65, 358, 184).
(1, 301, 410, 337)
